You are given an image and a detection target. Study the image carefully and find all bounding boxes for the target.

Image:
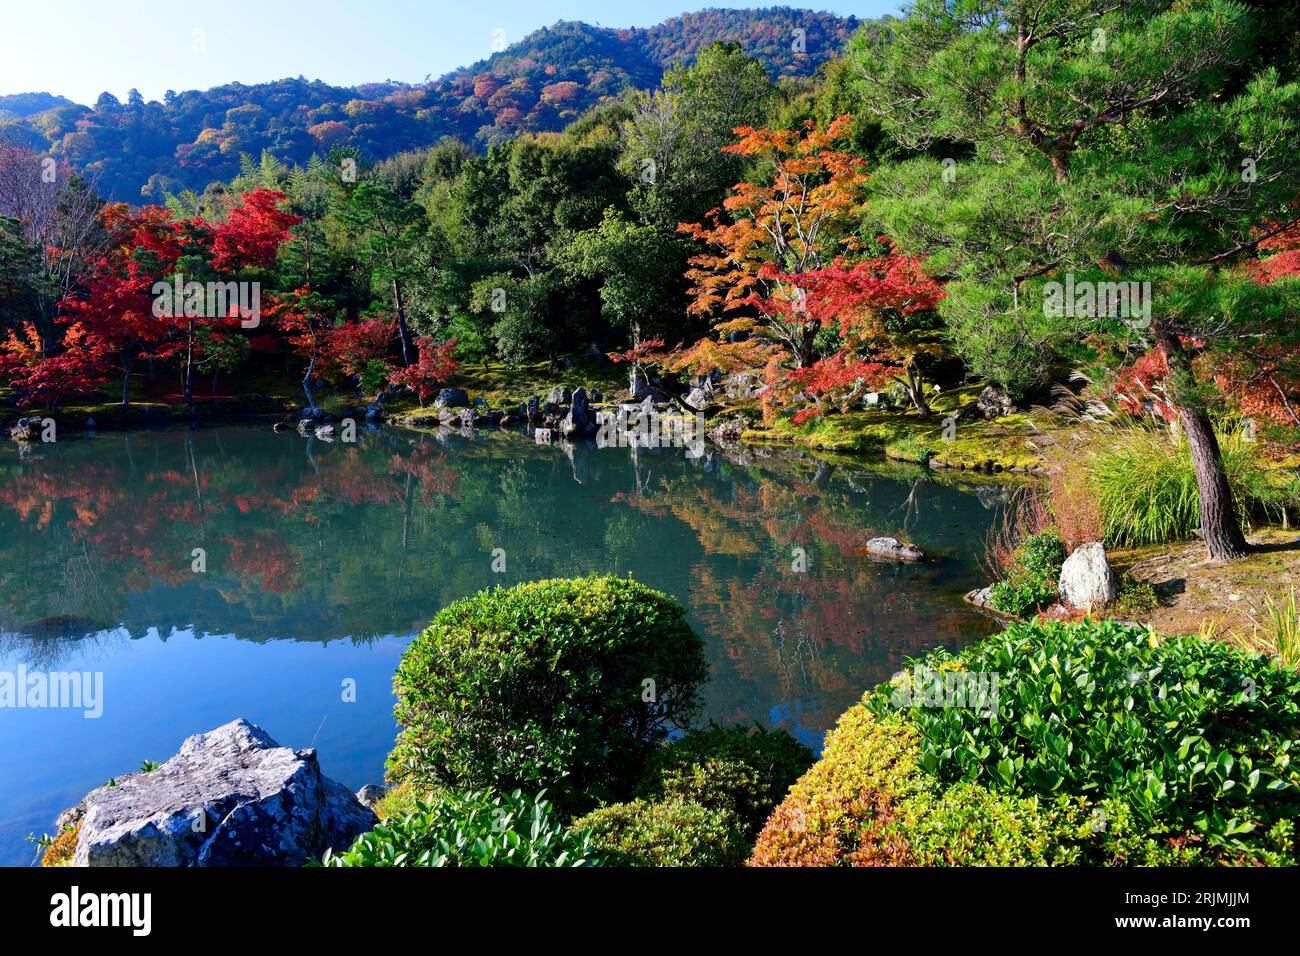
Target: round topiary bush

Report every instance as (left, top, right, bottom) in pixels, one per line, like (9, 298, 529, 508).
(752, 619, 1300, 866)
(387, 576, 709, 809)
(321, 789, 606, 867)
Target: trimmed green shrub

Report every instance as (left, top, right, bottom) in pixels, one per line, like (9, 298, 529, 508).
(639, 724, 814, 837)
(750, 709, 1094, 865)
(989, 530, 1066, 616)
(574, 724, 814, 866)
(321, 789, 605, 867)
(754, 620, 1300, 866)
(1113, 579, 1159, 616)
(572, 798, 749, 867)
(388, 576, 709, 810)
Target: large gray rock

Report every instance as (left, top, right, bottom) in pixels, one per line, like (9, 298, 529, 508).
(561, 387, 597, 438)
(69, 719, 375, 867)
(863, 536, 926, 562)
(547, 386, 570, 405)
(1058, 542, 1118, 611)
(686, 386, 710, 409)
(975, 385, 1017, 420)
(433, 388, 469, 409)
(723, 373, 756, 400)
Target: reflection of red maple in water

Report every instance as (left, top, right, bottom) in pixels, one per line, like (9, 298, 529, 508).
(224, 534, 302, 594)
(0, 437, 464, 600)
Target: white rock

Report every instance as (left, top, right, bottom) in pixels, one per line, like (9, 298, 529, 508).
(1058, 542, 1118, 611)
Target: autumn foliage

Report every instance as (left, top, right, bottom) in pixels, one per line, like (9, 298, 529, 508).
(670, 117, 945, 423)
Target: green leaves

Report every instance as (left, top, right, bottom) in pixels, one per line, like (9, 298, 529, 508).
(321, 789, 606, 868)
(989, 530, 1067, 616)
(868, 618, 1300, 857)
(388, 576, 709, 812)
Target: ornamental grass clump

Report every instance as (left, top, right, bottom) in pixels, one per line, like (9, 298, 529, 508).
(1082, 424, 1296, 547)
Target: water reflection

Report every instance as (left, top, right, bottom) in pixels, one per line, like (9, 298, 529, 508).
(0, 424, 1010, 863)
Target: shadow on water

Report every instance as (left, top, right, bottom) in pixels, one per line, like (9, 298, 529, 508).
(0, 424, 1016, 863)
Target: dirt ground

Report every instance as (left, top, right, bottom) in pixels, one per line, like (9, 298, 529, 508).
(1110, 526, 1300, 642)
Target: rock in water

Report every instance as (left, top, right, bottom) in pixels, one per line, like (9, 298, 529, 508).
(8, 416, 44, 442)
(1058, 542, 1118, 611)
(69, 719, 375, 867)
(561, 387, 597, 437)
(862, 537, 926, 562)
(547, 386, 571, 405)
(355, 785, 388, 810)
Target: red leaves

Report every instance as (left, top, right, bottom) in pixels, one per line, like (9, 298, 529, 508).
(387, 338, 459, 402)
(210, 189, 301, 271)
(677, 115, 868, 323)
(321, 317, 397, 380)
(779, 353, 895, 424)
(0, 321, 107, 408)
(771, 254, 946, 335)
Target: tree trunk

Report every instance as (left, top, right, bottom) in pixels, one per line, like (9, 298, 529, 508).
(392, 277, 414, 367)
(183, 322, 195, 405)
(1179, 404, 1250, 560)
(302, 355, 318, 415)
(902, 367, 931, 418)
(120, 357, 132, 406)
(1154, 325, 1250, 561)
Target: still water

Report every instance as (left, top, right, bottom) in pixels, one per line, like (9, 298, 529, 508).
(0, 424, 1009, 864)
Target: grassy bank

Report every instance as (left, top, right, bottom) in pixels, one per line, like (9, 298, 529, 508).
(743, 384, 1055, 472)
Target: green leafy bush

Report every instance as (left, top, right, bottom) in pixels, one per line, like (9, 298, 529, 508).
(867, 619, 1300, 859)
(989, 530, 1066, 616)
(573, 798, 749, 867)
(750, 709, 1096, 866)
(754, 620, 1300, 866)
(639, 724, 814, 836)
(387, 576, 708, 810)
(321, 789, 605, 867)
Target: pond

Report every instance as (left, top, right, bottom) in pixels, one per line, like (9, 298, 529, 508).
(0, 423, 1010, 865)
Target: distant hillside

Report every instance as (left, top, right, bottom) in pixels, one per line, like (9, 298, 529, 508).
(0, 7, 867, 202)
(0, 92, 77, 120)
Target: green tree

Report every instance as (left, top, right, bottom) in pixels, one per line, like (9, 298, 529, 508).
(850, 0, 1300, 560)
(331, 179, 425, 365)
(619, 42, 775, 227)
(555, 209, 689, 346)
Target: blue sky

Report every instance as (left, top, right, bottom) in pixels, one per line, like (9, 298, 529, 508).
(0, 1, 902, 106)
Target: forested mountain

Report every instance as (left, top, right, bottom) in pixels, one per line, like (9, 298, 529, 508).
(0, 7, 865, 202)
